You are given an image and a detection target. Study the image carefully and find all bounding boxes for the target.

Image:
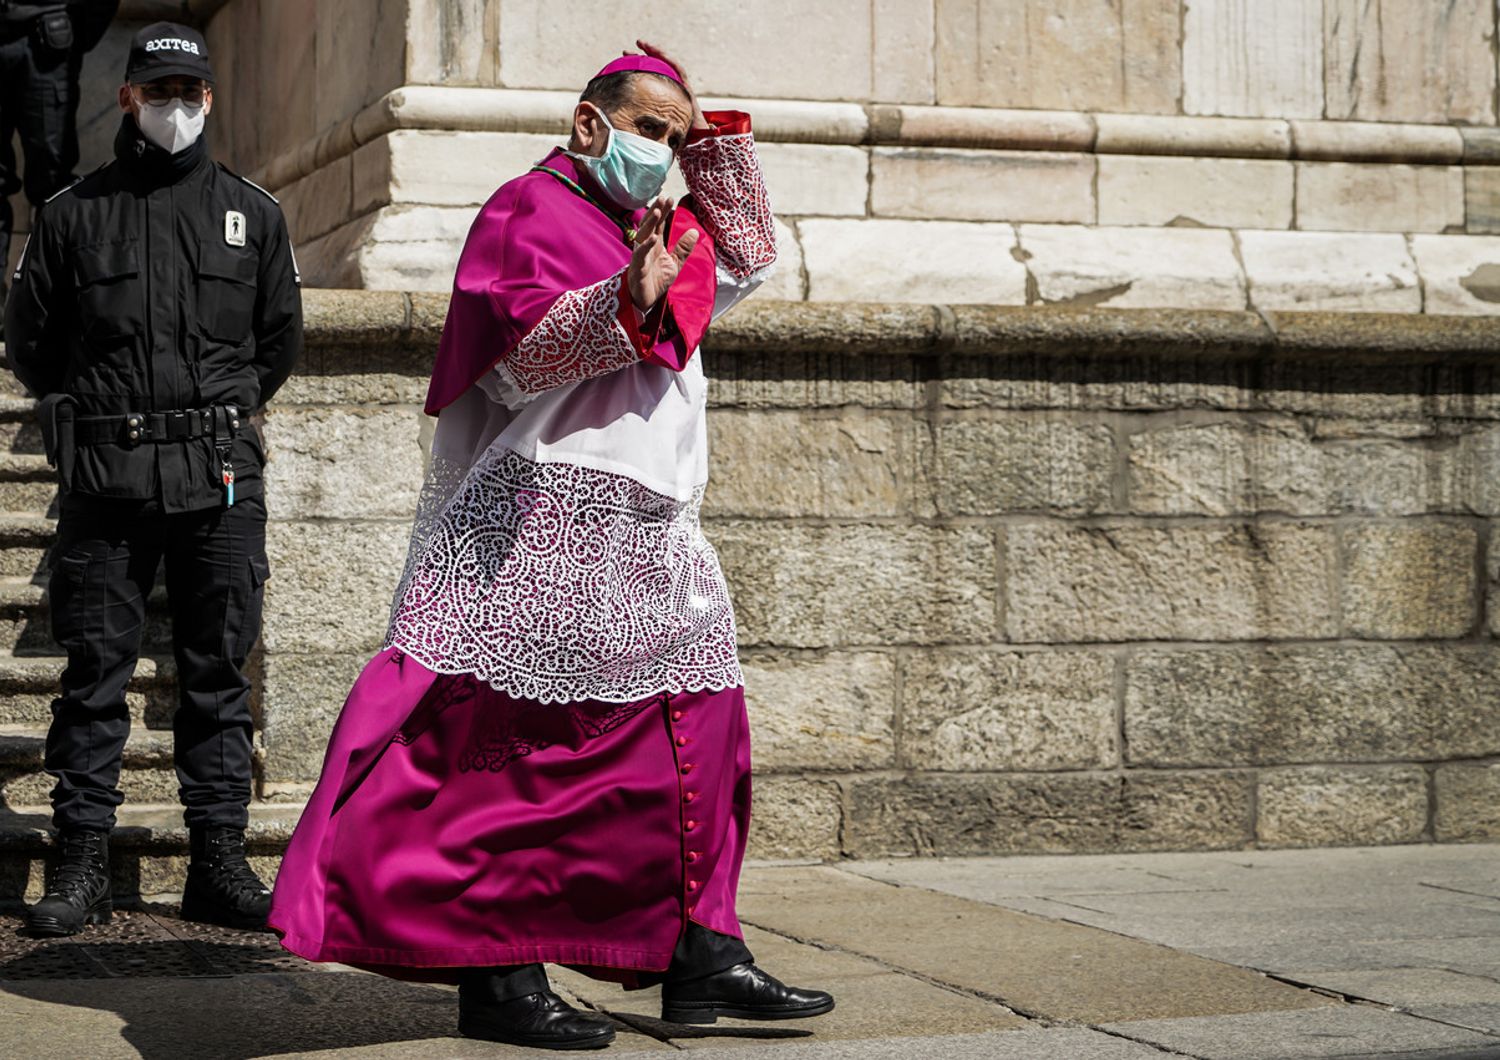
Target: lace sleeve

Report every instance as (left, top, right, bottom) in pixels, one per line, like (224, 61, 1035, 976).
(500, 268, 652, 395)
(677, 112, 777, 282)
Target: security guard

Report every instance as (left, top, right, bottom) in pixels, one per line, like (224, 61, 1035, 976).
(0, 1, 121, 277)
(4, 21, 301, 936)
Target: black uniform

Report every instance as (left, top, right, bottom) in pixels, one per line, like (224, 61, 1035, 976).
(5, 114, 302, 832)
(0, 1, 119, 270)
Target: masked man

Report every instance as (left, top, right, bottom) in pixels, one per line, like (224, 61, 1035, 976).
(5, 21, 302, 937)
(269, 46, 833, 1050)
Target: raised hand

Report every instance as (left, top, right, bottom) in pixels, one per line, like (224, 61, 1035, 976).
(628, 196, 700, 312)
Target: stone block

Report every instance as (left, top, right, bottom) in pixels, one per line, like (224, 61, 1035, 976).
(752, 220, 805, 302)
(1410, 233, 1500, 315)
(800, 219, 1027, 305)
(498, 0, 873, 101)
(1435, 763, 1500, 841)
(313, 0, 408, 133)
(844, 771, 1254, 857)
(1005, 522, 1338, 643)
(899, 649, 1118, 771)
(914, 415, 1116, 516)
(1238, 231, 1420, 313)
(1291, 121, 1464, 164)
(1097, 155, 1293, 230)
(1341, 522, 1477, 639)
(258, 653, 371, 783)
(934, 0, 1180, 114)
(1295, 162, 1464, 234)
(1127, 419, 1327, 516)
(406, 0, 501, 85)
(380, 129, 559, 207)
(705, 347, 924, 412)
(262, 407, 426, 521)
(262, 519, 412, 653)
(712, 522, 998, 648)
(313, 204, 479, 292)
(277, 154, 353, 246)
(873, 0, 935, 103)
(1017, 225, 1247, 310)
(741, 651, 896, 771)
(884, 105, 1095, 151)
(1183, 0, 1324, 119)
(748, 144, 870, 218)
(871, 148, 1094, 224)
(1093, 114, 1291, 159)
(1323, 0, 1495, 124)
(704, 410, 911, 518)
(1466, 168, 1500, 235)
(1256, 766, 1429, 848)
(746, 777, 843, 860)
(1124, 644, 1500, 766)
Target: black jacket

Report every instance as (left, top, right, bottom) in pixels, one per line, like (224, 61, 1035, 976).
(5, 117, 302, 512)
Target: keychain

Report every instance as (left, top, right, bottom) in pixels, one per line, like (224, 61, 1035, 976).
(219, 447, 235, 507)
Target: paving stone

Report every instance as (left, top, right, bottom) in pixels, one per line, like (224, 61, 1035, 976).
(1410, 234, 1500, 315)
(1295, 162, 1465, 234)
(844, 771, 1254, 857)
(713, 522, 997, 649)
(871, 147, 1094, 224)
(1183, 0, 1324, 119)
(915, 415, 1115, 516)
(1018, 224, 1248, 310)
(1322, 0, 1496, 125)
(1124, 645, 1500, 767)
(1239, 231, 1421, 313)
(736, 865, 1328, 1024)
(934, 0, 1179, 113)
(1256, 766, 1429, 848)
(1101, 1004, 1500, 1058)
(1341, 522, 1478, 639)
(897, 649, 1118, 771)
(1005, 522, 1338, 643)
(799, 219, 1027, 305)
(1284, 968, 1500, 1009)
(740, 651, 896, 772)
(1098, 155, 1293, 230)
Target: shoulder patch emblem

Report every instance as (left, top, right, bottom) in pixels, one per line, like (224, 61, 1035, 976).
(225, 210, 246, 246)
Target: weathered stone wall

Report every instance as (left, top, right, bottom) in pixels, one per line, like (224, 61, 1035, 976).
(257, 293, 1500, 858)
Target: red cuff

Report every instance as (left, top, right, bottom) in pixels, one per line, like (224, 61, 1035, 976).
(616, 271, 664, 357)
(686, 110, 752, 143)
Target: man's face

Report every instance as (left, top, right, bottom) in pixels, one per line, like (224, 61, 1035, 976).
(117, 75, 213, 118)
(573, 74, 692, 157)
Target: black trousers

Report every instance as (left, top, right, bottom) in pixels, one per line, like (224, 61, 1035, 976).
(477, 922, 755, 1001)
(0, 23, 81, 270)
(45, 493, 268, 831)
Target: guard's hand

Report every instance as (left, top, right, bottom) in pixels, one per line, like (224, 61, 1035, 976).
(628, 196, 699, 312)
(632, 40, 709, 131)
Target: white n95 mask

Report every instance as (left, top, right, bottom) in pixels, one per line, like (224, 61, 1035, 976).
(137, 99, 205, 155)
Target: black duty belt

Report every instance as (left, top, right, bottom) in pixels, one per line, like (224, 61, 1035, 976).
(74, 406, 242, 447)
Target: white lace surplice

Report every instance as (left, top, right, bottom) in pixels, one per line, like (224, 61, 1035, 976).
(386, 127, 776, 706)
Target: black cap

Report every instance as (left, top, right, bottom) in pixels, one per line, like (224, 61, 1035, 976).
(125, 22, 214, 85)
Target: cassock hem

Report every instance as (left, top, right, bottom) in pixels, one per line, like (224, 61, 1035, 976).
(272, 925, 676, 974)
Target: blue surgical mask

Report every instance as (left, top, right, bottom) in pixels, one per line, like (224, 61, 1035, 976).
(569, 104, 674, 211)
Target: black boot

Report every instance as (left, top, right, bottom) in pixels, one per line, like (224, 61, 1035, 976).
(25, 828, 113, 937)
(662, 962, 835, 1025)
(458, 964, 616, 1050)
(180, 826, 272, 931)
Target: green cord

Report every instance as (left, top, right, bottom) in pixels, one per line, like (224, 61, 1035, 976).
(531, 165, 637, 244)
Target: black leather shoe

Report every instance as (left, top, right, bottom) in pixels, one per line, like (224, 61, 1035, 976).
(180, 826, 272, 931)
(459, 969, 615, 1050)
(25, 828, 113, 937)
(662, 961, 835, 1024)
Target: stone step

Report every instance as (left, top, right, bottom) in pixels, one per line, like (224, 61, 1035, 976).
(0, 513, 54, 579)
(0, 574, 174, 655)
(0, 801, 304, 903)
(0, 651, 177, 726)
(0, 453, 56, 514)
(0, 723, 178, 807)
